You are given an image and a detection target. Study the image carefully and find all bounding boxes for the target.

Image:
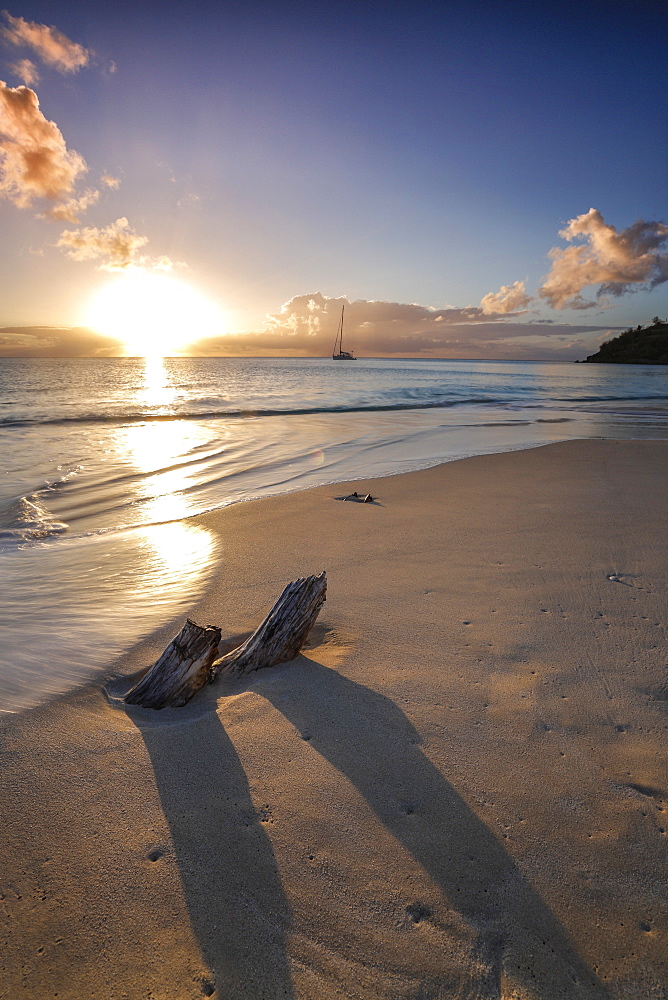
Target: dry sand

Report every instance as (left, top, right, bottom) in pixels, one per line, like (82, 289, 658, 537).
(1, 439, 667, 999)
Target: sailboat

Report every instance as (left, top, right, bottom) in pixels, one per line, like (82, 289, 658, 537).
(332, 304, 355, 360)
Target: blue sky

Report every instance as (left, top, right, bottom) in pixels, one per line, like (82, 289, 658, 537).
(0, 0, 666, 358)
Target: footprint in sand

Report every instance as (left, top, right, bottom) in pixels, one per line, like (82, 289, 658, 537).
(404, 902, 432, 926)
(195, 976, 215, 997)
(625, 782, 665, 802)
(607, 573, 651, 592)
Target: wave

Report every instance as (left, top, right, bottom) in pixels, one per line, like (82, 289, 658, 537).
(553, 394, 668, 403)
(0, 495, 69, 544)
(3, 391, 667, 428)
(0, 397, 501, 427)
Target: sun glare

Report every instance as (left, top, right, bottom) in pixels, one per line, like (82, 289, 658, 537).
(84, 270, 224, 356)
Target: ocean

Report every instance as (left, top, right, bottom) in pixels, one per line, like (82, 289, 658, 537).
(1, 355, 667, 715)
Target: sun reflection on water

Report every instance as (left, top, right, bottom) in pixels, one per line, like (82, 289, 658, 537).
(138, 356, 178, 409)
(0, 520, 220, 714)
(124, 418, 197, 522)
(118, 357, 216, 525)
(143, 521, 217, 580)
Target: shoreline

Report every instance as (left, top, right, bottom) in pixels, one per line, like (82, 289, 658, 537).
(1, 439, 667, 998)
(3, 437, 579, 721)
(4, 351, 668, 717)
(87, 432, 668, 699)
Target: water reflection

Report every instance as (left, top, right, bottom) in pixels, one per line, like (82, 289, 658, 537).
(123, 419, 196, 522)
(0, 358, 222, 715)
(137, 355, 178, 410)
(145, 521, 216, 576)
(0, 523, 218, 714)
(121, 358, 217, 525)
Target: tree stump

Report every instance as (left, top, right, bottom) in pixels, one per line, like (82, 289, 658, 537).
(213, 571, 327, 678)
(124, 619, 222, 709)
(123, 572, 327, 709)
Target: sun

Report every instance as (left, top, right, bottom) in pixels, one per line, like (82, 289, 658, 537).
(83, 269, 224, 356)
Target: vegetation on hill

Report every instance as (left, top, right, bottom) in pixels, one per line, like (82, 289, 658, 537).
(584, 318, 668, 364)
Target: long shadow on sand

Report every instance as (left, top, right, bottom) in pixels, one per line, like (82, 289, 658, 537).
(253, 657, 611, 999)
(132, 703, 294, 999)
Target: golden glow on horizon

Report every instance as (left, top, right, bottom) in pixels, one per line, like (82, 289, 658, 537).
(83, 269, 224, 356)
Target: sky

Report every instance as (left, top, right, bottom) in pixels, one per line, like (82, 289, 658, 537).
(0, 0, 666, 360)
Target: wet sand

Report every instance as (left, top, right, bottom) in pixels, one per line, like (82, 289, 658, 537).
(1, 439, 667, 999)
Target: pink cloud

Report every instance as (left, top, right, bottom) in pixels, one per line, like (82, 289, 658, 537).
(2, 12, 90, 74)
(8, 56, 38, 85)
(480, 280, 532, 315)
(186, 292, 616, 360)
(0, 81, 88, 213)
(539, 208, 668, 310)
(56, 217, 149, 269)
(0, 326, 123, 357)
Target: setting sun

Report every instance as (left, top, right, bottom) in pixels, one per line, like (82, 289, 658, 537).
(83, 270, 224, 356)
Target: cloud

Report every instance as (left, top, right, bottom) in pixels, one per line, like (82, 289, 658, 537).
(56, 216, 178, 272)
(56, 217, 149, 269)
(177, 191, 200, 209)
(0, 295, 619, 361)
(538, 208, 668, 310)
(0, 325, 123, 357)
(480, 280, 532, 315)
(0, 80, 88, 213)
(262, 292, 481, 347)
(186, 292, 617, 361)
(1, 12, 91, 74)
(8, 56, 38, 84)
(45, 186, 99, 222)
(101, 173, 120, 190)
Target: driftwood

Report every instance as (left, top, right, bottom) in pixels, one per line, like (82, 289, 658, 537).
(124, 619, 222, 709)
(335, 491, 376, 503)
(214, 571, 327, 678)
(123, 572, 327, 709)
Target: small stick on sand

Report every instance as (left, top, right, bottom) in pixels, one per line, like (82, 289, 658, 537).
(338, 491, 376, 503)
(123, 572, 327, 709)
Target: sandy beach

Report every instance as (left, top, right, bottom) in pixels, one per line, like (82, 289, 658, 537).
(1, 438, 666, 999)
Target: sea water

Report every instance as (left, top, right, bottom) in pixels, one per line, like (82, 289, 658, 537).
(1, 355, 667, 714)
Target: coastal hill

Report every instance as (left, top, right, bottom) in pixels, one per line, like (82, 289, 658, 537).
(584, 318, 668, 364)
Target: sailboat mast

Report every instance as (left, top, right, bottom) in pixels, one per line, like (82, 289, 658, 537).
(333, 304, 344, 355)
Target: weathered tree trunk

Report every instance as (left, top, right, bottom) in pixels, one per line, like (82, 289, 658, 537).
(213, 571, 327, 678)
(123, 572, 326, 709)
(124, 619, 222, 709)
